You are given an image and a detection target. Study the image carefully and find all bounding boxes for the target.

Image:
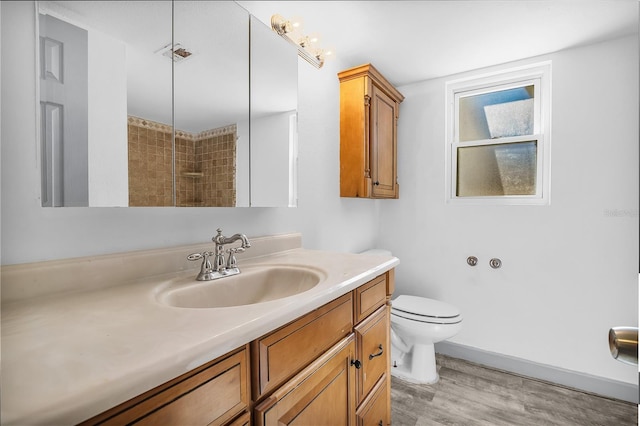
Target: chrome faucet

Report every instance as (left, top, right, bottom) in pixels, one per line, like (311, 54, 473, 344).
(187, 228, 251, 281)
(212, 228, 251, 273)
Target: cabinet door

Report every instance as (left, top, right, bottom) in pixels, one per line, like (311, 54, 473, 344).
(354, 305, 389, 405)
(356, 375, 389, 426)
(370, 84, 398, 199)
(254, 335, 357, 426)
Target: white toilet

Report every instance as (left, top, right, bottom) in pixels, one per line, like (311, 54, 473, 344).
(360, 249, 463, 384)
(390, 295, 462, 384)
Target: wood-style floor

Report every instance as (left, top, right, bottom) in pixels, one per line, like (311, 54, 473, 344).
(391, 354, 638, 426)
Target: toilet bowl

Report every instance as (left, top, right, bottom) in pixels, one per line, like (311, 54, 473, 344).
(358, 249, 462, 384)
(390, 295, 462, 384)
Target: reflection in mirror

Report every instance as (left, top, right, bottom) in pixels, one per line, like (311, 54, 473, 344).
(37, 2, 297, 208)
(173, 1, 250, 207)
(250, 16, 298, 207)
(38, 1, 172, 207)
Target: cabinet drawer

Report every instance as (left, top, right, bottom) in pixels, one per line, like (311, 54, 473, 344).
(356, 375, 389, 426)
(252, 292, 353, 399)
(254, 335, 357, 426)
(354, 305, 389, 404)
(354, 274, 387, 324)
(85, 346, 250, 426)
(227, 411, 251, 426)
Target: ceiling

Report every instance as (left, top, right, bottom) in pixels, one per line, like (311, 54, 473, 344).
(239, 1, 639, 87)
(39, 1, 638, 132)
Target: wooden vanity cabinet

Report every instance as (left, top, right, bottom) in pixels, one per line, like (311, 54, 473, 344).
(81, 345, 251, 426)
(252, 270, 394, 426)
(80, 270, 394, 426)
(339, 64, 404, 199)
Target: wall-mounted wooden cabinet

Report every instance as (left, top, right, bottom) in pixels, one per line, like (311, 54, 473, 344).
(339, 64, 404, 199)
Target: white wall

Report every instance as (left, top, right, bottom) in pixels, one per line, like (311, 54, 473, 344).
(0, 1, 379, 264)
(379, 35, 639, 385)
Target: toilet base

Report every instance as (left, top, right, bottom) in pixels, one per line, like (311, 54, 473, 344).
(390, 343, 440, 384)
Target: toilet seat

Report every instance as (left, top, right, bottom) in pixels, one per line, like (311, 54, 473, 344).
(391, 295, 462, 325)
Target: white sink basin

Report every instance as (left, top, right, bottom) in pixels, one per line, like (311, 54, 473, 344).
(157, 265, 324, 308)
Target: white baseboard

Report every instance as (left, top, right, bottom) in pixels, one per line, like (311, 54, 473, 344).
(435, 341, 639, 404)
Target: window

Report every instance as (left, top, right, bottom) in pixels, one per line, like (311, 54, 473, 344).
(446, 62, 551, 204)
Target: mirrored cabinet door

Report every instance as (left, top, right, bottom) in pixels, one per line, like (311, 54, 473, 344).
(250, 15, 298, 207)
(173, 1, 250, 207)
(38, 0, 173, 207)
(37, 1, 297, 208)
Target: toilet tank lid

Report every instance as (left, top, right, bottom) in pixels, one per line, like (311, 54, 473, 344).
(360, 249, 392, 256)
(392, 295, 460, 318)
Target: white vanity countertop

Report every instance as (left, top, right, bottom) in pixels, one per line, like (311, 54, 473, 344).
(1, 247, 398, 425)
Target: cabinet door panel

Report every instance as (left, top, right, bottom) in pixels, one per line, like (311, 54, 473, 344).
(370, 85, 397, 198)
(339, 76, 370, 198)
(354, 274, 387, 324)
(355, 305, 389, 404)
(254, 335, 357, 426)
(226, 411, 251, 425)
(356, 375, 389, 426)
(253, 293, 353, 399)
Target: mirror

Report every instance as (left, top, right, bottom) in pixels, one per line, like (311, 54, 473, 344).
(250, 15, 298, 207)
(37, 1, 297, 208)
(172, 1, 250, 207)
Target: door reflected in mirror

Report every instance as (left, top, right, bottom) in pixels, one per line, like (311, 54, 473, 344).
(37, 1, 296, 208)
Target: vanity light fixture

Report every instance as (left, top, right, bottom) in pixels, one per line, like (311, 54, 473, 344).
(270, 14, 333, 69)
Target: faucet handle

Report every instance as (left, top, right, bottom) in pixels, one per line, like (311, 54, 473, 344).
(225, 247, 244, 269)
(187, 252, 203, 261)
(187, 251, 214, 261)
(188, 251, 215, 281)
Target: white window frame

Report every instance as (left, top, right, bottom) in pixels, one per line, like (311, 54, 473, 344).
(445, 62, 552, 205)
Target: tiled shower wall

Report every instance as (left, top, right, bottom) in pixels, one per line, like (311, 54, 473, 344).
(128, 116, 236, 207)
(196, 131, 237, 207)
(127, 118, 173, 206)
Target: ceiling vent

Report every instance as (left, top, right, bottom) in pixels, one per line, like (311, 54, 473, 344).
(155, 42, 193, 63)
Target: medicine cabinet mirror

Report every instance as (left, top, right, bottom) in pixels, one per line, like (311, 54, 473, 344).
(37, 0, 297, 208)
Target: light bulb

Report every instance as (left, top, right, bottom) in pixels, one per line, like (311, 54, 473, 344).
(307, 32, 321, 45)
(289, 16, 304, 32)
(323, 46, 336, 60)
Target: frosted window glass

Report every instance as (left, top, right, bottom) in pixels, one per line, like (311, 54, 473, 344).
(459, 85, 534, 142)
(457, 141, 537, 196)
